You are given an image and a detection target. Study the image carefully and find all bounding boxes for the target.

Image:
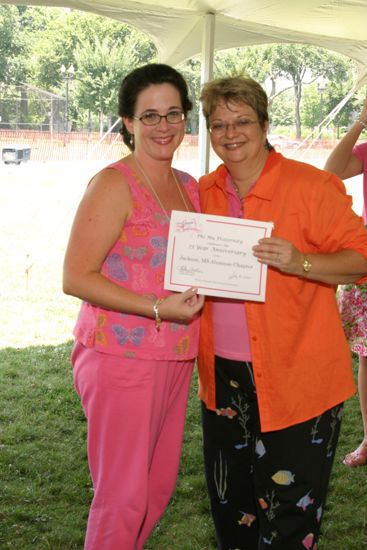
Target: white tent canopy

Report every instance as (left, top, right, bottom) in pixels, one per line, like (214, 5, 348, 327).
(2, 1, 367, 71)
(2, 0, 367, 169)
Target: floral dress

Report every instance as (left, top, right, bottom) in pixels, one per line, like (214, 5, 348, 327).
(338, 283, 367, 356)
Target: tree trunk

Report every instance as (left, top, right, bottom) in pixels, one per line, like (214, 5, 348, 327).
(20, 85, 28, 125)
(99, 112, 104, 135)
(294, 81, 302, 139)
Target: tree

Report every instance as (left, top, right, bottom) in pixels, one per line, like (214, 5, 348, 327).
(214, 45, 272, 84)
(75, 37, 131, 133)
(0, 5, 30, 126)
(0, 6, 361, 138)
(178, 57, 201, 134)
(269, 90, 294, 130)
(74, 26, 156, 132)
(270, 44, 353, 138)
(323, 80, 361, 137)
(0, 5, 26, 83)
(28, 10, 156, 130)
(208, 43, 356, 138)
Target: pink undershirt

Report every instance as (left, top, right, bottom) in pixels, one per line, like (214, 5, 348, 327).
(212, 175, 253, 361)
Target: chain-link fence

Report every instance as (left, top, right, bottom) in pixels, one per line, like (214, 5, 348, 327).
(0, 82, 65, 132)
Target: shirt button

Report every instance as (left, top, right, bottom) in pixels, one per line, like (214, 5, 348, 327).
(252, 336, 257, 342)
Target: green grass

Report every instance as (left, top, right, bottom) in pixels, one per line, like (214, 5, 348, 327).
(0, 344, 366, 549)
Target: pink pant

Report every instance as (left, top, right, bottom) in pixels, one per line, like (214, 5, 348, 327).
(72, 342, 194, 550)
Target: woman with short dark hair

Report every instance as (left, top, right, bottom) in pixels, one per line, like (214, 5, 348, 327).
(63, 63, 204, 549)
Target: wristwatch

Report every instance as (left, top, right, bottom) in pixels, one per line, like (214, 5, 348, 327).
(302, 256, 312, 273)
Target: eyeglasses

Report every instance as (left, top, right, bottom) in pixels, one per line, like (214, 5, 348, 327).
(133, 110, 185, 126)
(208, 118, 258, 135)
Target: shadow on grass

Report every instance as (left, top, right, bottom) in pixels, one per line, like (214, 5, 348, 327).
(0, 344, 365, 549)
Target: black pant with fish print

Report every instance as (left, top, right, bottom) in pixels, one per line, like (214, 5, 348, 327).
(201, 356, 343, 550)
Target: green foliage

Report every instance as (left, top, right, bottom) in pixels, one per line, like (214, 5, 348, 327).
(302, 84, 323, 129)
(325, 83, 366, 132)
(18, 4, 61, 33)
(270, 44, 354, 137)
(270, 89, 294, 127)
(302, 81, 366, 138)
(208, 42, 357, 138)
(0, 5, 27, 83)
(74, 37, 128, 117)
(0, 6, 363, 137)
(178, 57, 201, 133)
(74, 27, 156, 129)
(29, 13, 88, 89)
(213, 45, 273, 85)
(0, 6, 156, 131)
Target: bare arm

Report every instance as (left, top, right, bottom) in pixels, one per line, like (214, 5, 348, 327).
(324, 97, 367, 179)
(63, 167, 204, 323)
(253, 237, 367, 285)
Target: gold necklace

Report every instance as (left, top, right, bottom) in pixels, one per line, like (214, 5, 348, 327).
(133, 156, 191, 221)
(230, 178, 244, 218)
(232, 180, 243, 200)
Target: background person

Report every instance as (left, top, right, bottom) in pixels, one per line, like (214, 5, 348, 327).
(63, 63, 204, 550)
(197, 75, 367, 549)
(325, 97, 367, 467)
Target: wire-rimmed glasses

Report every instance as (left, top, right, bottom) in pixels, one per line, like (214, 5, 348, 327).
(133, 110, 185, 126)
(208, 118, 258, 135)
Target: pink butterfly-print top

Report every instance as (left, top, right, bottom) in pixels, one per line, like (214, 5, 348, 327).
(73, 161, 201, 360)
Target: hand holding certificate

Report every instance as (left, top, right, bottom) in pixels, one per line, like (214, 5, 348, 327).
(164, 210, 273, 301)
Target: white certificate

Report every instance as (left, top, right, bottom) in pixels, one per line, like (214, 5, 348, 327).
(164, 210, 273, 301)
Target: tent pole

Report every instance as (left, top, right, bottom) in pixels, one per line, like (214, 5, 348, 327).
(198, 12, 215, 176)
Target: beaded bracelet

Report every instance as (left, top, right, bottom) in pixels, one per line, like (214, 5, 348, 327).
(358, 119, 367, 130)
(153, 298, 164, 331)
